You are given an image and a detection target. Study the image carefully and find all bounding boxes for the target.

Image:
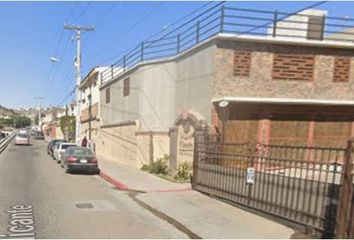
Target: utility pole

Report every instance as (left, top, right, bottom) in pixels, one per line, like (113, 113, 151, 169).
(64, 24, 94, 144)
(34, 97, 43, 130)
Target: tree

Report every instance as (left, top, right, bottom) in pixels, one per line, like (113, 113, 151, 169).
(60, 116, 76, 142)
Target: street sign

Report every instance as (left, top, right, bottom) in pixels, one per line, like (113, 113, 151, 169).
(246, 167, 255, 184)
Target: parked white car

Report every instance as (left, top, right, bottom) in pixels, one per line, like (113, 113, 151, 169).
(19, 129, 28, 135)
(53, 143, 76, 163)
(14, 133, 30, 145)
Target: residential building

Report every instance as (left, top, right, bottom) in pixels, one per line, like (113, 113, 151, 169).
(78, 67, 109, 146)
(42, 107, 65, 139)
(97, 6, 354, 168)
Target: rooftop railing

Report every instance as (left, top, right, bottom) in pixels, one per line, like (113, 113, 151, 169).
(100, 2, 354, 85)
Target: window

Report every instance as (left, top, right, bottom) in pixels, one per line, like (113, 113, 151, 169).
(105, 87, 110, 103)
(273, 54, 314, 81)
(333, 56, 350, 82)
(234, 51, 251, 76)
(123, 78, 130, 97)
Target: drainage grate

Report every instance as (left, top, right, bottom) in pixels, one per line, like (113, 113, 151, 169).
(75, 203, 94, 209)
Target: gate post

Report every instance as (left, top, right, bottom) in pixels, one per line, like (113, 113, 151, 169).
(192, 126, 207, 189)
(336, 138, 354, 238)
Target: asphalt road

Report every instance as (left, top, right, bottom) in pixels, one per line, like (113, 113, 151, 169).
(0, 138, 188, 238)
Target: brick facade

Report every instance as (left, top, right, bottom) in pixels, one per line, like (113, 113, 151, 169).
(272, 54, 314, 81)
(234, 51, 251, 76)
(214, 40, 354, 100)
(333, 56, 351, 82)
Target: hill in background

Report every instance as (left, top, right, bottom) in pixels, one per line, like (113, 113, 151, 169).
(0, 105, 17, 117)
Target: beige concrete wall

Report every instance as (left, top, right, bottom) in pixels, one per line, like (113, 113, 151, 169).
(139, 62, 176, 132)
(214, 40, 354, 100)
(175, 44, 216, 123)
(95, 124, 137, 168)
(135, 133, 170, 168)
(152, 134, 170, 162)
(80, 120, 100, 142)
(55, 126, 64, 139)
(98, 44, 217, 168)
(100, 72, 140, 125)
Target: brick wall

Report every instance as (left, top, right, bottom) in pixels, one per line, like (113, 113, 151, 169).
(234, 51, 251, 76)
(214, 40, 354, 100)
(273, 54, 314, 81)
(333, 56, 351, 82)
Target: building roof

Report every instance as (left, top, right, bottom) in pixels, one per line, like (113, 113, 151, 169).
(212, 97, 354, 106)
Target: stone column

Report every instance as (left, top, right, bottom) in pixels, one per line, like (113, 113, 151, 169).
(168, 127, 178, 171)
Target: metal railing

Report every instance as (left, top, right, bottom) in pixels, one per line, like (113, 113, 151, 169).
(100, 2, 354, 85)
(0, 131, 16, 154)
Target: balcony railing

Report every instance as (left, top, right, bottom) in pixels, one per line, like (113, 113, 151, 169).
(100, 2, 354, 85)
(81, 103, 98, 123)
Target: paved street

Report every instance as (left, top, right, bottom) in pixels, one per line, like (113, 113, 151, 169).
(0, 138, 295, 239)
(0, 139, 188, 238)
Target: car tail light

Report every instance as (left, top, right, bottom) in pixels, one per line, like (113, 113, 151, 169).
(67, 156, 77, 162)
(91, 156, 98, 163)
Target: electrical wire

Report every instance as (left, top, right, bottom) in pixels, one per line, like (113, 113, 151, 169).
(83, 1, 217, 72)
(39, 2, 79, 100)
(84, 2, 167, 66)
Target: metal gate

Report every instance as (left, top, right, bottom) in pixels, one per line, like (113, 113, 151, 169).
(192, 132, 353, 238)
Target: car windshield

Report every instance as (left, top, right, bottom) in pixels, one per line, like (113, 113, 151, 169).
(61, 144, 75, 150)
(70, 147, 93, 156)
(53, 140, 65, 145)
(17, 134, 28, 138)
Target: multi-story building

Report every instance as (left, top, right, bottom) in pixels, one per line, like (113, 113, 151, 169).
(78, 67, 109, 146)
(97, 5, 354, 168)
(42, 107, 65, 139)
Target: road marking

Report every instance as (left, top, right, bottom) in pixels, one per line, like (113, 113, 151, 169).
(1, 205, 35, 239)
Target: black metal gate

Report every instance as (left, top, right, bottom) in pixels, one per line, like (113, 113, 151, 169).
(192, 133, 349, 237)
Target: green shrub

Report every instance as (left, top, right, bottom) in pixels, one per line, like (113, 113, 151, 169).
(174, 162, 192, 181)
(141, 155, 169, 175)
(140, 164, 149, 171)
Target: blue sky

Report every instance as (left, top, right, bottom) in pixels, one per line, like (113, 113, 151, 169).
(0, 1, 353, 109)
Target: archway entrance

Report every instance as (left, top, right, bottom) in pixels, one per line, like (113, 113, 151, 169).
(169, 111, 205, 170)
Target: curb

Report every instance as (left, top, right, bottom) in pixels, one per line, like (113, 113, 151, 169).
(99, 170, 129, 190)
(99, 169, 192, 193)
(155, 187, 191, 193)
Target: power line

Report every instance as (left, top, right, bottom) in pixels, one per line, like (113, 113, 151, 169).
(84, 1, 222, 69)
(80, 2, 121, 52)
(45, 3, 93, 106)
(54, 2, 79, 57)
(52, 70, 74, 106)
(74, 2, 91, 23)
(39, 2, 80, 100)
(57, 88, 75, 106)
(233, 1, 327, 37)
(85, 2, 166, 65)
(95, 2, 120, 26)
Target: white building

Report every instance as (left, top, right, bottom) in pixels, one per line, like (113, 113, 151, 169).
(78, 66, 110, 143)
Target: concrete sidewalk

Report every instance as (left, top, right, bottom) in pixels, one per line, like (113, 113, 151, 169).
(97, 155, 190, 192)
(97, 155, 295, 239)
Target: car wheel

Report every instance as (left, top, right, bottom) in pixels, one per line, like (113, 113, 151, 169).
(65, 168, 70, 174)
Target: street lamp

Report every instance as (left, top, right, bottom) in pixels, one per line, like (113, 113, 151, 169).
(218, 100, 229, 143)
(50, 57, 60, 63)
(49, 56, 81, 142)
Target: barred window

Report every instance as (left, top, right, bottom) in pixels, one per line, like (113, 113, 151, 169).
(105, 88, 110, 103)
(333, 56, 350, 82)
(123, 78, 130, 97)
(234, 51, 251, 76)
